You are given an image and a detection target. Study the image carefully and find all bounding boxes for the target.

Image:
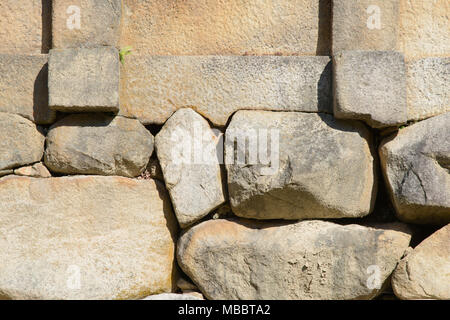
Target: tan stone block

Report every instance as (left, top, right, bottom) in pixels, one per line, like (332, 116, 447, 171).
(0, 175, 177, 300)
(49, 47, 120, 112)
(332, 0, 399, 54)
(120, 56, 332, 126)
(392, 224, 450, 300)
(52, 0, 122, 48)
(120, 0, 331, 55)
(0, 54, 56, 124)
(406, 57, 450, 121)
(0, 0, 51, 54)
(398, 0, 450, 61)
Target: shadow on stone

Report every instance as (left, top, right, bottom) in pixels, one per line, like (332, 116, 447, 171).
(316, 0, 331, 55)
(41, 0, 52, 53)
(33, 63, 51, 124)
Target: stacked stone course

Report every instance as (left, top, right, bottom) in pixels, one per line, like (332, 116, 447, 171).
(0, 0, 448, 300)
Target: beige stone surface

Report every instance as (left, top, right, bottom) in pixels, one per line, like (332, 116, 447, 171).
(155, 109, 225, 228)
(398, 0, 450, 61)
(178, 219, 411, 300)
(120, 0, 330, 55)
(120, 56, 332, 126)
(380, 112, 450, 225)
(0, 0, 51, 54)
(406, 57, 450, 121)
(0, 54, 56, 124)
(333, 51, 407, 128)
(0, 176, 177, 300)
(332, 0, 399, 54)
(49, 47, 120, 112)
(0, 112, 45, 171)
(52, 0, 122, 48)
(14, 163, 51, 178)
(45, 114, 154, 177)
(392, 224, 450, 300)
(225, 111, 376, 220)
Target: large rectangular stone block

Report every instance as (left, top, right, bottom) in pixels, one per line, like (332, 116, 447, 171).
(0, 54, 55, 124)
(406, 57, 450, 121)
(0, 0, 51, 54)
(398, 0, 450, 61)
(332, 0, 399, 54)
(49, 47, 120, 112)
(52, 0, 122, 48)
(120, 56, 332, 126)
(120, 0, 331, 55)
(333, 51, 407, 128)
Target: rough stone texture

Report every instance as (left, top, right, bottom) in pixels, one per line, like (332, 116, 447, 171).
(0, 54, 56, 124)
(48, 47, 120, 112)
(225, 111, 376, 220)
(142, 293, 203, 300)
(52, 0, 121, 48)
(380, 112, 450, 225)
(178, 219, 411, 300)
(14, 163, 51, 178)
(398, 0, 450, 61)
(45, 114, 154, 177)
(120, 0, 330, 56)
(406, 57, 450, 121)
(0, 176, 177, 300)
(0, 0, 51, 54)
(333, 51, 407, 128)
(0, 112, 45, 171)
(392, 224, 450, 300)
(120, 56, 332, 126)
(155, 109, 225, 228)
(332, 0, 399, 54)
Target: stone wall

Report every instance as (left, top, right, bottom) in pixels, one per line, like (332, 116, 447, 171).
(0, 0, 448, 300)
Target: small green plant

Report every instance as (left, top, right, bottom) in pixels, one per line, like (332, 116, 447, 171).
(119, 46, 133, 65)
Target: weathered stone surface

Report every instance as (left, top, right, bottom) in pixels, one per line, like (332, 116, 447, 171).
(49, 47, 119, 112)
(406, 57, 450, 121)
(45, 114, 154, 177)
(332, 0, 399, 53)
(14, 163, 51, 178)
(120, 0, 330, 55)
(0, 54, 56, 124)
(142, 293, 203, 300)
(0, 0, 51, 54)
(333, 51, 407, 128)
(0, 175, 177, 300)
(120, 56, 332, 126)
(225, 111, 376, 220)
(398, 0, 450, 61)
(0, 112, 45, 171)
(392, 224, 450, 300)
(52, 0, 121, 48)
(155, 109, 225, 227)
(380, 112, 450, 224)
(178, 219, 411, 300)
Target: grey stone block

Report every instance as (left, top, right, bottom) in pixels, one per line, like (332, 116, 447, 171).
(48, 47, 119, 112)
(333, 51, 407, 128)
